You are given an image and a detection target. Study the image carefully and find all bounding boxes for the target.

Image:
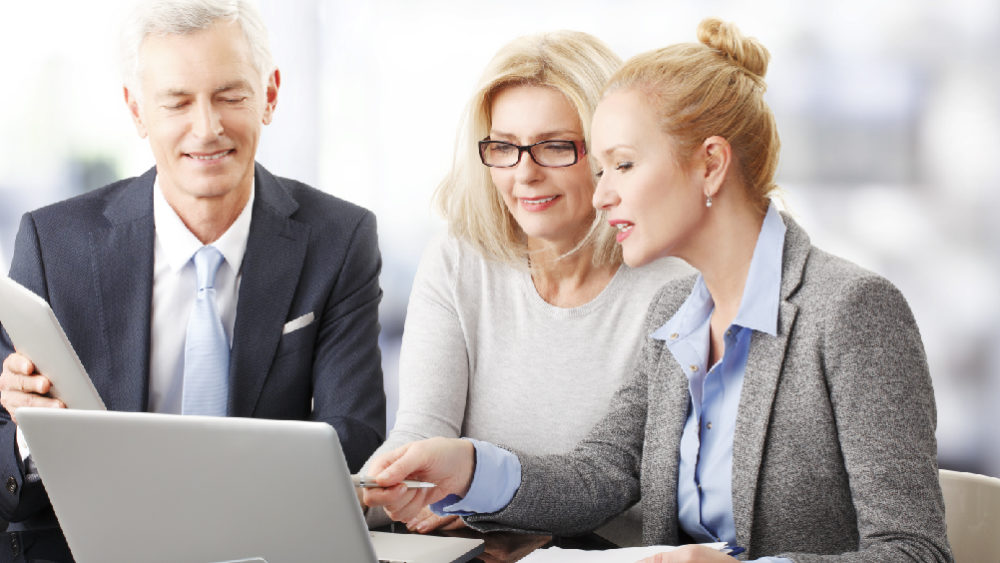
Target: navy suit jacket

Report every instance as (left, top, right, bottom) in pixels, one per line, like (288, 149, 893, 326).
(0, 164, 385, 559)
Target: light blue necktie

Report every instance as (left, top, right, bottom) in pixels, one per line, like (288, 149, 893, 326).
(182, 246, 229, 416)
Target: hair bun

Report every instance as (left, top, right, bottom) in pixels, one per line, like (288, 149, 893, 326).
(696, 17, 769, 79)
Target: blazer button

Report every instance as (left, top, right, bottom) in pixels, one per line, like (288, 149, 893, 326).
(5, 476, 16, 495)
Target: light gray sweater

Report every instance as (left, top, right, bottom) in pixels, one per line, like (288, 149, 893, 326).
(365, 234, 691, 541)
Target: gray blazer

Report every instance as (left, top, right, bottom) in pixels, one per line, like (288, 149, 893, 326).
(468, 214, 952, 562)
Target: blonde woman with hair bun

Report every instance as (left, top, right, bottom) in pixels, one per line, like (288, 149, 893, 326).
(362, 17, 952, 563)
(360, 31, 690, 543)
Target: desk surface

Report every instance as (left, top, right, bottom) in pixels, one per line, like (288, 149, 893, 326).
(449, 529, 551, 563)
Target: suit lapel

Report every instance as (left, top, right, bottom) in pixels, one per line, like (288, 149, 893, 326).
(730, 214, 810, 547)
(229, 164, 308, 417)
(91, 168, 156, 411)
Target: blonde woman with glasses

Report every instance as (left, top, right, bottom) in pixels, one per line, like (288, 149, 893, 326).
(361, 31, 690, 542)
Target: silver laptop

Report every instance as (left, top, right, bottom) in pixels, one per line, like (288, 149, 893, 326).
(17, 408, 484, 563)
(0, 275, 105, 410)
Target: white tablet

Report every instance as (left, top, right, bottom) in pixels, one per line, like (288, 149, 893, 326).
(0, 276, 105, 410)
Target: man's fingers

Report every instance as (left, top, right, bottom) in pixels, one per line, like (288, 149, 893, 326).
(12, 390, 64, 410)
(1, 354, 51, 397)
(24, 393, 64, 410)
(2, 373, 53, 397)
(18, 373, 51, 395)
(2, 353, 35, 376)
(0, 390, 65, 424)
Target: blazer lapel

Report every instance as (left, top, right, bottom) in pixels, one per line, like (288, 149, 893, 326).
(643, 350, 694, 545)
(637, 279, 698, 545)
(730, 214, 810, 547)
(91, 168, 156, 411)
(228, 164, 308, 417)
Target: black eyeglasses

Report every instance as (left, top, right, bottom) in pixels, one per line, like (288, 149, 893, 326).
(478, 138, 586, 168)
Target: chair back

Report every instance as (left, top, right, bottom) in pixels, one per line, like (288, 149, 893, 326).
(939, 469, 1000, 563)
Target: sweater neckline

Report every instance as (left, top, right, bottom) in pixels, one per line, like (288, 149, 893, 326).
(518, 263, 629, 316)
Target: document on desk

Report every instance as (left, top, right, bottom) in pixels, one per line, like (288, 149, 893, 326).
(520, 542, 727, 562)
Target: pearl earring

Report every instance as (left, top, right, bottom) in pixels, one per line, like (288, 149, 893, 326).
(705, 195, 713, 208)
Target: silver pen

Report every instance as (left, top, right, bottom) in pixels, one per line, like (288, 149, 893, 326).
(351, 475, 436, 489)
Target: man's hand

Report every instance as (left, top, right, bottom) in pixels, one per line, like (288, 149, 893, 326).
(637, 545, 737, 563)
(362, 437, 475, 523)
(0, 353, 64, 423)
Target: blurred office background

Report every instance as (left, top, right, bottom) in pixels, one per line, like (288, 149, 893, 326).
(1, 0, 998, 478)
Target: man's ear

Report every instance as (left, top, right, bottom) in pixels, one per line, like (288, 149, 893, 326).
(123, 86, 147, 139)
(262, 68, 280, 125)
(700, 135, 732, 199)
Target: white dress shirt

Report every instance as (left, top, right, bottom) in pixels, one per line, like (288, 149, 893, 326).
(16, 178, 255, 457)
(148, 178, 254, 413)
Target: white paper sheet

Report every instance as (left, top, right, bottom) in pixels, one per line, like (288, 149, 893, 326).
(520, 542, 727, 562)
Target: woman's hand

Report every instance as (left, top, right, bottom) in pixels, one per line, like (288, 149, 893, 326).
(636, 544, 736, 563)
(404, 506, 466, 533)
(361, 437, 475, 523)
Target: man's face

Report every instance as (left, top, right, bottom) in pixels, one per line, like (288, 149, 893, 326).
(125, 20, 277, 208)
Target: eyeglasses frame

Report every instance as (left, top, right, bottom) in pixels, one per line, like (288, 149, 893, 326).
(478, 138, 587, 168)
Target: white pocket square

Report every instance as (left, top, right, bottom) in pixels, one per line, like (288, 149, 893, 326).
(282, 312, 315, 335)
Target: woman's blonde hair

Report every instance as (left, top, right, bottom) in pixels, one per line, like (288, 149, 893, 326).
(436, 31, 622, 266)
(607, 18, 780, 213)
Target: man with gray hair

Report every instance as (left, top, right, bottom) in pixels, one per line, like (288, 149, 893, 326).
(0, 1, 385, 560)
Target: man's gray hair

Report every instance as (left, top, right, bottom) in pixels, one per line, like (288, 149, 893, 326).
(121, 0, 274, 98)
